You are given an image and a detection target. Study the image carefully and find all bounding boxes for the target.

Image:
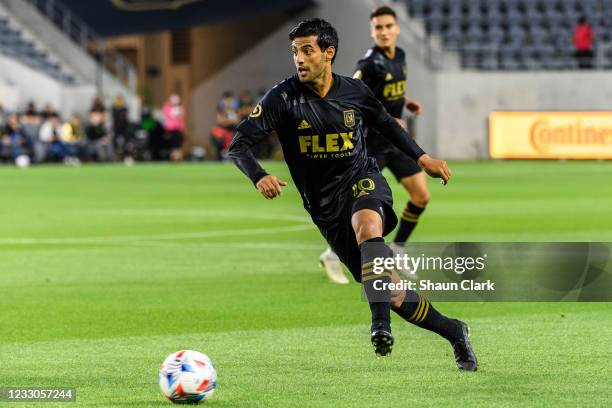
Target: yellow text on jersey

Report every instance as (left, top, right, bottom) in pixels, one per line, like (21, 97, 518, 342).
(298, 132, 354, 153)
(383, 80, 406, 99)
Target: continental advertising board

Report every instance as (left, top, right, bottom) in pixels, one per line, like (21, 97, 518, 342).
(489, 112, 612, 159)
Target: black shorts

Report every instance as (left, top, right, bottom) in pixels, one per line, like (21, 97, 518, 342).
(316, 170, 397, 283)
(371, 146, 422, 182)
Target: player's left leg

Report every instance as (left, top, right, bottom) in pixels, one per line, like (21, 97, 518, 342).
(393, 170, 430, 246)
(389, 275, 478, 371)
(319, 246, 349, 284)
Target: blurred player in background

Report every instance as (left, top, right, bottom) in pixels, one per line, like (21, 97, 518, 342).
(320, 6, 430, 284)
(229, 18, 477, 370)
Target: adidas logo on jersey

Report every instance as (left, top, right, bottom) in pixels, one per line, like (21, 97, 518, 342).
(297, 120, 311, 130)
(385, 72, 393, 81)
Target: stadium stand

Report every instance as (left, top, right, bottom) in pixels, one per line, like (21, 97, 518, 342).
(0, 14, 73, 83)
(0, 0, 139, 124)
(405, 0, 612, 69)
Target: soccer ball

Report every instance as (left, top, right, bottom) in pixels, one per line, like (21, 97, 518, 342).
(159, 350, 217, 404)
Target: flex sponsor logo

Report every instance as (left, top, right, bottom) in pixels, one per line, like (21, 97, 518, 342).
(298, 132, 355, 158)
(383, 80, 406, 100)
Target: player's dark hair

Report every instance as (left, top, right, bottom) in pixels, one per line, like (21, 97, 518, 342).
(370, 5, 397, 20)
(288, 18, 339, 64)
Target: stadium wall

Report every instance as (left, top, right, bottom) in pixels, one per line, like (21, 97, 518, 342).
(0, 0, 139, 119)
(0, 78, 19, 110)
(0, 53, 63, 110)
(0, 52, 97, 118)
(434, 71, 612, 160)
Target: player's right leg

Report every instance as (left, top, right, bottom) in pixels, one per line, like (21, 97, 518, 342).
(351, 207, 394, 357)
(315, 212, 393, 357)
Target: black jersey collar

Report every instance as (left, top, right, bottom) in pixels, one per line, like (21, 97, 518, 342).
(373, 45, 398, 61)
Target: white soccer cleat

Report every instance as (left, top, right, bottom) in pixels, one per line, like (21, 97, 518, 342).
(389, 242, 419, 281)
(319, 247, 349, 284)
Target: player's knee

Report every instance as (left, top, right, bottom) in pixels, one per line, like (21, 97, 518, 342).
(410, 191, 430, 208)
(354, 221, 381, 244)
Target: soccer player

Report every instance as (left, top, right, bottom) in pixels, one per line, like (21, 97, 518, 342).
(229, 18, 477, 370)
(320, 6, 429, 283)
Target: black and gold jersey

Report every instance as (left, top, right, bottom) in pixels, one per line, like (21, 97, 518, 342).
(229, 73, 424, 225)
(354, 46, 407, 119)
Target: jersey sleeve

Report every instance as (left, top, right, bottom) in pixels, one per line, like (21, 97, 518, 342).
(228, 89, 287, 185)
(353, 58, 377, 90)
(358, 81, 425, 161)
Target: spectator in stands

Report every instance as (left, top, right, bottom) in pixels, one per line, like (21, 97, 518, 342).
(211, 91, 239, 160)
(112, 94, 132, 160)
(162, 93, 185, 161)
(24, 101, 37, 116)
(40, 103, 55, 120)
(2, 113, 34, 162)
(574, 17, 595, 69)
(0, 116, 10, 162)
(39, 112, 74, 162)
(86, 107, 112, 162)
(37, 111, 60, 161)
(91, 96, 106, 114)
(237, 90, 255, 121)
(20, 104, 42, 160)
(140, 107, 167, 160)
(61, 114, 85, 164)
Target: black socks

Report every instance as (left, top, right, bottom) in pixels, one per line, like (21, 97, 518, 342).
(392, 290, 459, 342)
(394, 201, 425, 244)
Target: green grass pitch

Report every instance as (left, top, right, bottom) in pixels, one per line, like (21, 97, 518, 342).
(1, 160, 611, 407)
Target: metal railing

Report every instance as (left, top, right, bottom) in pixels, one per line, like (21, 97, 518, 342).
(26, 0, 136, 91)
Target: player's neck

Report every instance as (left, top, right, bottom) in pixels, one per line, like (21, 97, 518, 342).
(379, 45, 396, 59)
(305, 69, 334, 98)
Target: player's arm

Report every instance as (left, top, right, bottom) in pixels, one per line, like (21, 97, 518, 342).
(360, 83, 451, 184)
(404, 96, 422, 116)
(228, 92, 288, 199)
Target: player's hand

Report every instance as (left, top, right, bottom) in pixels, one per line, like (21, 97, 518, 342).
(256, 175, 288, 199)
(406, 99, 422, 116)
(417, 154, 451, 185)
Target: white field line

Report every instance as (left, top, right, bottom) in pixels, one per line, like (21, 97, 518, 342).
(130, 241, 324, 250)
(73, 208, 311, 222)
(0, 224, 314, 245)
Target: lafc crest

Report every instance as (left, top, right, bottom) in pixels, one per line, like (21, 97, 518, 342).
(343, 110, 356, 128)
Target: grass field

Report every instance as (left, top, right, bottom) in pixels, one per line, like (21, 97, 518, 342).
(1, 160, 611, 407)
